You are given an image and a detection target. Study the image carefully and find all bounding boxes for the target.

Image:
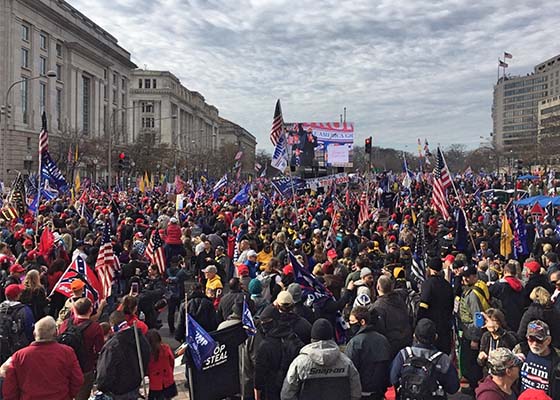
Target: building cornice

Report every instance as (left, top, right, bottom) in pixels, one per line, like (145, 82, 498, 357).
(67, 42, 113, 68)
(20, 0, 137, 69)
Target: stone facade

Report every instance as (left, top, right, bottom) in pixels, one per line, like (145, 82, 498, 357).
(218, 117, 257, 177)
(0, 0, 136, 184)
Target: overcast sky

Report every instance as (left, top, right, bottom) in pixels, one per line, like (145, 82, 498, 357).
(70, 0, 560, 153)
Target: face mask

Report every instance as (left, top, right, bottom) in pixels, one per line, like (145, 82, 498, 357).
(348, 322, 360, 338)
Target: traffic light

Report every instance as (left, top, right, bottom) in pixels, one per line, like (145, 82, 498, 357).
(365, 136, 372, 154)
(0, 105, 11, 119)
(118, 152, 125, 171)
(123, 155, 131, 171)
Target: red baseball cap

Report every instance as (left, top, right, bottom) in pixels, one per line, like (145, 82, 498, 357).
(327, 249, 338, 259)
(443, 254, 455, 263)
(5, 284, 23, 300)
(525, 260, 541, 274)
(518, 389, 552, 400)
(9, 264, 25, 274)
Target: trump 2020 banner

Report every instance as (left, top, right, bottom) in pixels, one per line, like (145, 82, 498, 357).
(285, 122, 354, 168)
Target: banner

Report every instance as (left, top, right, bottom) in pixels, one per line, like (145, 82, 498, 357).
(271, 176, 306, 198)
(187, 323, 247, 400)
(285, 122, 354, 168)
(305, 173, 349, 190)
(186, 314, 217, 370)
(41, 151, 69, 192)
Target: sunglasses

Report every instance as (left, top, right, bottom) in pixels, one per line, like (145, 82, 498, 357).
(527, 336, 546, 344)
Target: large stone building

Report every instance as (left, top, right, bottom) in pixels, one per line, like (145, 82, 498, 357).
(218, 117, 257, 177)
(0, 0, 136, 184)
(127, 69, 222, 178)
(492, 54, 560, 158)
(537, 96, 560, 165)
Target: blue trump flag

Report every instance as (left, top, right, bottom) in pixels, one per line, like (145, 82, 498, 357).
(231, 183, 250, 205)
(513, 206, 529, 258)
(186, 314, 217, 370)
(41, 151, 69, 192)
(271, 176, 306, 198)
(242, 300, 257, 336)
(454, 208, 468, 252)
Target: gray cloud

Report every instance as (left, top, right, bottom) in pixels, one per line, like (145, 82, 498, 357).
(70, 0, 560, 152)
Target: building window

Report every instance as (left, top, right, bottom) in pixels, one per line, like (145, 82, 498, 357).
(103, 105, 108, 132)
(104, 69, 107, 80)
(152, 79, 157, 89)
(142, 102, 153, 113)
(40, 33, 47, 50)
(21, 77, 28, 124)
(103, 84, 107, 101)
(26, 137, 32, 151)
(82, 76, 90, 134)
(112, 89, 117, 105)
(144, 79, 151, 89)
(56, 88, 62, 130)
(40, 57, 47, 75)
(121, 94, 126, 108)
(56, 64, 62, 81)
(142, 117, 155, 128)
(39, 82, 47, 110)
(138, 79, 142, 88)
(56, 42, 62, 57)
(121, 78, 126, 90)
(21, 24, 29, 41)
(21, 48, 29, 68)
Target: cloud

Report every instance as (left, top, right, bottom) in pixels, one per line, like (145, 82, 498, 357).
(69, 0, 560, 152)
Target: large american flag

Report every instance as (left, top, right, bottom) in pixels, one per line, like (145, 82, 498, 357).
(146, 228, 166, 275)
(431, 147, 451, 219)
(95, 221, 120, 299)
(411, 214, 427, 284)
(358, 191, 370, 225)
(270, 99, 284, 146)
(39, 111, 48, 154)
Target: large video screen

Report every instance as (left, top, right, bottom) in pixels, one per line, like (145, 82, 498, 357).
(284, 122, 354, 168)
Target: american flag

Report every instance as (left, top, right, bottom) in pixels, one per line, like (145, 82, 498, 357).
(9, 173, 26, 217)
(95, 221, 120, 299)
(51, 257, 102, 306)
(270, 99, 284, 146)
(39, 111, 48, 154)
(411, 214, 427, 284)
(431, 147, 451, 219)
(146, 228, 166, 275)
(504, 52, 513, 59)
(358, 191, 369, 225)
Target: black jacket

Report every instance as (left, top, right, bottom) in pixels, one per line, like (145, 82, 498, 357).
(174, 292, 218, 342)
(489, 277, 524, 331)
(372, 292, 412, 358)
(96, 327, 150, 395)
(278, 311, 312, 344)
(344, 325, 391, 396)
(523, 274, 553, 307)
(216, 290, 254, 324)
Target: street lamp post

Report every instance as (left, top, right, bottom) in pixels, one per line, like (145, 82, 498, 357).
(1, 71, 56, 180)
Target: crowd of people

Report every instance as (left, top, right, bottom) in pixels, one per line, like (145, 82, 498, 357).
(0, 171, 559, 400)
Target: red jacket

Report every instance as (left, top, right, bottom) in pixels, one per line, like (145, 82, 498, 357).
(59, 316, 105, 373)
(147, 343, 175, 390)
(125, 313, 148, 335)
(165, 223, 182, 245)
(3, 341, 84, 400)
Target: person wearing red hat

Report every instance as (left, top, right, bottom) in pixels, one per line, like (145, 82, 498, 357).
(0, 283, 35, 358)
(523, 259, 553, 307)
(2, 264, 25, 298)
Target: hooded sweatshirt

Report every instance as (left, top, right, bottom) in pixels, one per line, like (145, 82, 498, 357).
(475, 375, 517, 400)
(489, 276, 525, 331)
(281, 340, 362, 400)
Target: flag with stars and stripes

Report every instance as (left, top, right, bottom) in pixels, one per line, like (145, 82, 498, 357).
(8, 173, 26, 217)
(146, 229, 166, 275)
(95, 221, 120, 299)
(431, 147, 451, 219)
(39, 111, 48, 154)
(411, 214, 427, 284)
(51, 257, 102, 306)
(270, 99, 284, 146)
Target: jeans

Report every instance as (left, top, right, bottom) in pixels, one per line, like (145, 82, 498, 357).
(112, 389, 140, 400)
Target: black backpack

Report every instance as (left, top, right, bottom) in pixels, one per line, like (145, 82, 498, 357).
(0, 303, 29, 362)
(275, 333, 304, 387)
(57, 318, 92, 370)
(397, 347, 444, 400)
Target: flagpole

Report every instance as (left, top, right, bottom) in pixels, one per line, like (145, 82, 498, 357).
(133, 321, 148, 397)
(439, 149, 478, 253)
(36, 114, 46, 237)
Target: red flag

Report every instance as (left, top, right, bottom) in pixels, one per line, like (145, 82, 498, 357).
(38, 226, 55, 257)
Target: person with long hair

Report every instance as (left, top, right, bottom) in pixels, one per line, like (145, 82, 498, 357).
(146, 329, 177, 400)
(119, 295, 149, 335)
(20, 269, 48, 320)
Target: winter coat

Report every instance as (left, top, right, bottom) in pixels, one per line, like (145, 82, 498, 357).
(147, 343, 175, 391)
(165, 223, 182, 245)
(96, 326, 151, 396)
(518, 302, 560, 348)
(475, 375, 518, 400)
(372, 292, 412, 357)
(523, 274, 553, 306)
(175, 294, 218, 342)
(478, 329, 519, 367)
(3, 341, 84, 400)
(513, 341, 560, 399)
(344, 324, 391, 396)
(279, 311, 312, 345)
(489, 276, 524, 331)
(216, 290, 254, 324)
(280, 340, 362, 400)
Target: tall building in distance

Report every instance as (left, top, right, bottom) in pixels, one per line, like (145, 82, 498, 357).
(492, 54, 560, 162)
(0, 0, 136, 183)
